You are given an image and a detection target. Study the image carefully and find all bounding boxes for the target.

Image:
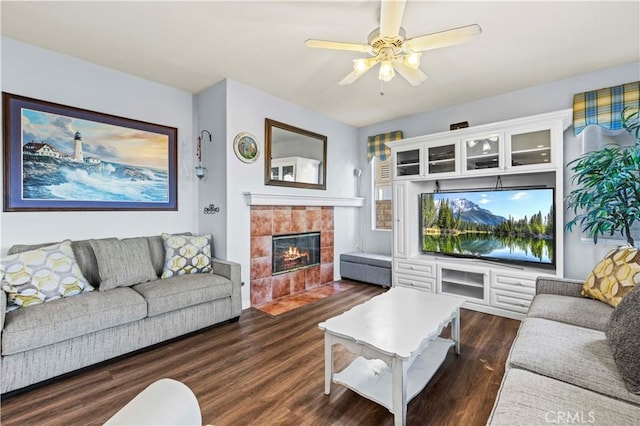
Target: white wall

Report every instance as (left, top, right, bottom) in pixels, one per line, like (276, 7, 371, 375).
(217, 79, 360, 308)
(196, 80, 228, 259)
(0, 37, 197, 253)
(357, 61, 640, 280)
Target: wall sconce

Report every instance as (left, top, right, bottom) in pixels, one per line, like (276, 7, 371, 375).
(195, 130, 212, 180)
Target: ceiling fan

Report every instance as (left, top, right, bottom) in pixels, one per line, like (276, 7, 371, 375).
(305, 0, 481, 86)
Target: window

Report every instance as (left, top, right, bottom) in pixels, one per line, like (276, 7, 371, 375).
(372, 156, 392, 230)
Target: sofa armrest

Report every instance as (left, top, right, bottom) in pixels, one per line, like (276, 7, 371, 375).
(535, 276, 584, 297)
(212, 258, 242, 318)
(1, 291, 6, 348)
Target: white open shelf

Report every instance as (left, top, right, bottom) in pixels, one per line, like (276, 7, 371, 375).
(332, 337, 454, 413)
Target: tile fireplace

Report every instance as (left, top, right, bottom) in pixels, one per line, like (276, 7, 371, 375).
(272, 232, 321, 275)
(250, 206, 334, 306)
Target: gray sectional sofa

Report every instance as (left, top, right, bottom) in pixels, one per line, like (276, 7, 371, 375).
(0, 234, 241, 394)
(488, 277, 640, 425)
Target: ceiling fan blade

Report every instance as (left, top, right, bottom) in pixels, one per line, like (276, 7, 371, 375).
(392, 60, 428, 86)
(403, 24, 482, 52)
(379, 0, 407, 38)
(305, 39, 372, 53)
(339, 58, 379, 85)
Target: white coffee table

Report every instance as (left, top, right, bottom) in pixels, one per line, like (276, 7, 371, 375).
(318, 287, 463, 426)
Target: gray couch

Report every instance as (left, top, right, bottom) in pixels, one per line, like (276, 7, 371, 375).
(0, 234, 241, 394)
(488, 277, 640, 425)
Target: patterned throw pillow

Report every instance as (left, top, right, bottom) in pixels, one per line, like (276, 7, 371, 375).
(582, 247, 640, 307)
(606, 283, 640, 394)
(161, 233, 212, 278)
(1, 240, 94, 311)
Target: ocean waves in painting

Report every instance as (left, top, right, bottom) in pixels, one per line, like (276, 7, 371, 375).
(22, 155, 168, 203)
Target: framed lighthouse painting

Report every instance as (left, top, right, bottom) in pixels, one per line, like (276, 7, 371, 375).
(2, 93, 178, 211)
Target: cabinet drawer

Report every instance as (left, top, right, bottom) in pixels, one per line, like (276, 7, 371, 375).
(394, 274, 435, 292)
(491, 273, 536, 295)
(490, 289, 533, 314)
(394, 260, 435, 277)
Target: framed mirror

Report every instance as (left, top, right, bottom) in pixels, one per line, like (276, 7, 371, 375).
(264, 118, 327, 190)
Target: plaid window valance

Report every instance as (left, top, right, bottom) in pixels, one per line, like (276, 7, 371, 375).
(367, 130, 403, 161)
(573, 81, 640, 135)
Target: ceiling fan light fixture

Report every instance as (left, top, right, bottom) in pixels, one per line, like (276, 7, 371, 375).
(353, 58, 370, 75)
(403, 52, 421, 69)
(379, 60, 395, 82)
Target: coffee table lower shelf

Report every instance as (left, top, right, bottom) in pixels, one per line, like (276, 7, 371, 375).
(332, 337, 455, 412)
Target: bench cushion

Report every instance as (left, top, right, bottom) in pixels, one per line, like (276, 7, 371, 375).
(2, 287, 146, 355)
(132, 273, 232, 317)
(340, 252, 392, 269)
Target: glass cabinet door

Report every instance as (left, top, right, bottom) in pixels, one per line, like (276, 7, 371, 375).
(509, 129, 552, 168)
(427, 143, 457, 175)
(395, 148, 421, 178)
(464, 134, 501, 172)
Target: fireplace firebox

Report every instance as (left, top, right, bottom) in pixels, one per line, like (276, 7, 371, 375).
(272, 232, 321, 275)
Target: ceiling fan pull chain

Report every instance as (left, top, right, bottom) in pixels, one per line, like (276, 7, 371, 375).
(380, 80, 385, 96)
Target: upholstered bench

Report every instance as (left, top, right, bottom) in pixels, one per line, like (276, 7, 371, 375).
(339, 252, 392, 287)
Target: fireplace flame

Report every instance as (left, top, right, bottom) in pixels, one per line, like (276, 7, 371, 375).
(283, 246, 310, 263)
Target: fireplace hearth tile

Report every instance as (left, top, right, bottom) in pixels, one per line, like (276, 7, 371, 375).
(291, 209, 307, 233)
(250, 277, 272, 305)
(251, 256, 272, 280)
(251, 236, 272, 259)
(291, 270, 306, 293)
(305, 266, 321, 289)
(253, 281, 357, 316)
(251, 209, 273, 237)
(306, 209, 322, 231)
(320, 263, 334, 284)
(321, 231, 334, 248)
(273, 207, 292, 235)
(321, 208, 334, 231)
(272, 273, 292, 299)
(321, 247, 334, 264)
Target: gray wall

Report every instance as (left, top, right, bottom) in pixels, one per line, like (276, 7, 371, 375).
(357, 61, 640, 280)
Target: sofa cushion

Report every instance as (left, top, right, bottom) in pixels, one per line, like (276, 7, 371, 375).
(2, 287, 146, 355)
(527, 294, 613, 331)
(606, 284, 640, 394)
(582, 246, 640, 307)
(1, 240, 94, 311)
(161, 233, 212, 278)
(133, 273, 231, 317)
(91, 238, 157, 291)
(508, 317, 640, 406)
(488, 368, 640, 425)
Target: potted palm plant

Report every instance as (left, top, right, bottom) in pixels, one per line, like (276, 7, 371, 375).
(566, 108, 640, 246)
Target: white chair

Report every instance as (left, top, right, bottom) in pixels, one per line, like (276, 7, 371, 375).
(104, 378, 201, 425)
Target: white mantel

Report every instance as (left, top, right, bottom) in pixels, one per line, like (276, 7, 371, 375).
(244, 192, 364, 207)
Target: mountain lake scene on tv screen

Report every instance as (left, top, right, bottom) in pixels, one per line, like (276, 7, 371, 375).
(20, 108, 169, 203)
(421, 189, 554, 265)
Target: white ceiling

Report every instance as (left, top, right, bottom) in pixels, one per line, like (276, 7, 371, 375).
(2, 1, 639, 128)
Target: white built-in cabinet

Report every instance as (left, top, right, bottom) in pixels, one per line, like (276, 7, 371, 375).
(387, 110, 572, 319)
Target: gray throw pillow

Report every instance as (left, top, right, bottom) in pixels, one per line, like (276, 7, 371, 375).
(90, 237, 158, 291)
(605, 283, 640, 394)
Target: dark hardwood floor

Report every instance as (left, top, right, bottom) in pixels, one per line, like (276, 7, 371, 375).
(0, 282, 520, 425)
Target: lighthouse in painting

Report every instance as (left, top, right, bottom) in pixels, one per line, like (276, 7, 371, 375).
(74, 131, 84, 162)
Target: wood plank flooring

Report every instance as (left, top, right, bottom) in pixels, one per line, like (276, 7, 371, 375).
(0, 282, 520, 425)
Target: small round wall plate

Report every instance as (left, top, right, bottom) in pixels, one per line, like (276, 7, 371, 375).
(233, 132, 259, 163)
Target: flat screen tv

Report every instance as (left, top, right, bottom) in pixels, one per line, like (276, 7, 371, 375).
(419, 188, 555, 268)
